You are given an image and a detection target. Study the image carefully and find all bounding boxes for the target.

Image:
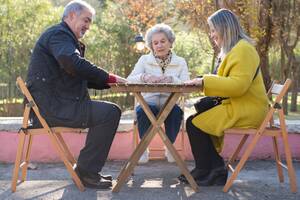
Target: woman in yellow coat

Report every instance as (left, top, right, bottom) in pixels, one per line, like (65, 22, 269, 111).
(178, 9, 269, 186)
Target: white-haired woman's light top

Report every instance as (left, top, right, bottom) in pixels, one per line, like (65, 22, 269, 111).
(127, 52, 190, 108)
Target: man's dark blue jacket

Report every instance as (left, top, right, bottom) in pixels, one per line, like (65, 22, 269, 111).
(27, 21, 110, 128)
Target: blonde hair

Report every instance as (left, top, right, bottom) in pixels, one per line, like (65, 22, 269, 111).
(207, 9, 255, 59)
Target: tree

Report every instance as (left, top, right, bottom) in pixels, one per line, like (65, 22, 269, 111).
(253, 0, 273, 90)
(0, 0, 61, 99)
(272, 0, 300, 113)
(114, 0, 172, 33)
(175, 0, 219, 72)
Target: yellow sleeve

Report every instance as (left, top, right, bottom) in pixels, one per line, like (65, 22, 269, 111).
(203, 42, 260, 97)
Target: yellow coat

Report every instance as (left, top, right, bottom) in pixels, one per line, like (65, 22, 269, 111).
(192, 40, 269, 152)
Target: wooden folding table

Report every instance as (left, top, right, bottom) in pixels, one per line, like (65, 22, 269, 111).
(109, 83, 202, 192)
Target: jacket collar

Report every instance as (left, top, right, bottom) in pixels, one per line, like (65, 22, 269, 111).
(60, 21, 78, 42)
(60, 21, 85, 56)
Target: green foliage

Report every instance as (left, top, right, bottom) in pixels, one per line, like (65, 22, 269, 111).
(0, 0, 62, 98)
(174, 31, 213, 77)
(268, 47, 281, 80)
(269, 42, 300, 81)
(82, 2, 140, 77)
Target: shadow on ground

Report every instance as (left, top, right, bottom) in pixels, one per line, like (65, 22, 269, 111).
(0, 160, 299, 200)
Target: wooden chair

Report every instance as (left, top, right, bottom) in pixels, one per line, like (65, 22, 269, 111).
(132, 96, 186, 160)
(223, 79, 297, 193)
(11, 77, 85, 192)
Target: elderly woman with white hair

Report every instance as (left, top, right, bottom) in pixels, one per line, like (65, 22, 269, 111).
(127, 23, 190, 163)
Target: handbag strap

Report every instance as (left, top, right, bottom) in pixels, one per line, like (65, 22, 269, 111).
(253, 67, 259, 81)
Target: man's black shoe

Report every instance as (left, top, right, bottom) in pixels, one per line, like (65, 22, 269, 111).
(75, 166, 112, 189)
(80, 175, 112, 189)
(98, 173, 113, 181)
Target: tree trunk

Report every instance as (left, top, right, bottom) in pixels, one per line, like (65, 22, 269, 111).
(280, 46, 289, 115)
(290, 88, 298, 112)
(290, 61, 299, 112)
(256, 0, 272, 91)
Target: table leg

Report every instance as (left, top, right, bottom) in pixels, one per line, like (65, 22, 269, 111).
(141, 92, 199, 192)
(157, 128, 199, 191)
(154, 93, 199, 192)
(113, 126, 158, 192)
(113, 92, 199, 192)
(113, 93, 172, 192)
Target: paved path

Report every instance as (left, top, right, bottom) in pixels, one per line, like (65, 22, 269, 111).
(1, 160, 299, 200)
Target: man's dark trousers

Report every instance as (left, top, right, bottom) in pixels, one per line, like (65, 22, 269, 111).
(77, 100, 121, 174)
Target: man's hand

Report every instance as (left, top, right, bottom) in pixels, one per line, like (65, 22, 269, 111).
(115, 75, 127, 83)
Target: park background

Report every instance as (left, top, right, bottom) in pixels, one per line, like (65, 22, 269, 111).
(0, 0, 299, 118)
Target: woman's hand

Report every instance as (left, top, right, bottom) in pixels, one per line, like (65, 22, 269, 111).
(142, 74, 162, 83)
(158, 75, 173, 83)
(142, 74, 173, 83)
(184, 78, 203, 85)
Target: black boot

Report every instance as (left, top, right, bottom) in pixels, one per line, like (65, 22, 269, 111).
(178, 168, 210, 183)
(195, 166, 228, 186)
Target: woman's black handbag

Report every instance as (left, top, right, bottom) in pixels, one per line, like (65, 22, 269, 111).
(194, 66, 260, 114)
(194, 96, 226, 114)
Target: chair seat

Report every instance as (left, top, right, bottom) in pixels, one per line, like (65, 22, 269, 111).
(224, 126, 281, 136)
(24, 127, 85, 135)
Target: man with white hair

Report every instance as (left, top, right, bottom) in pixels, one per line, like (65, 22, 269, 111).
(26, 0, 126, 189)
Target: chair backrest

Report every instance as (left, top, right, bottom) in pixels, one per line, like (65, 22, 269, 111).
(16, 76, 51, 131)
(271, 79, 291, 102)
(259, 79, 291, 132)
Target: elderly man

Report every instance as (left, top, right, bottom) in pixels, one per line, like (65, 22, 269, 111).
(26, 0, 126, 189)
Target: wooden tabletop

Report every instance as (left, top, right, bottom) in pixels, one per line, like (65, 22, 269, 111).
(109, 83, 202, 93)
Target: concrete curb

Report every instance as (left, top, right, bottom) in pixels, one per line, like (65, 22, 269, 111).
(0, 117, 299, 133)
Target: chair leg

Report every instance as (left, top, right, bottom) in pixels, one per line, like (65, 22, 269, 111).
(272, 136, 284, 182)
(279, 111, 297, 193)
(21, 134, 34, 182)
(133, 121, 139, 150)
(48, 132, 84, 191)
(55, 132, 76, 165)
(281, 134, 298, 193)
(223, 133, 261, 192)
(179, 127, 185, 160)
(11, 132, 26, 192)
(227, 135, 249, 172)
